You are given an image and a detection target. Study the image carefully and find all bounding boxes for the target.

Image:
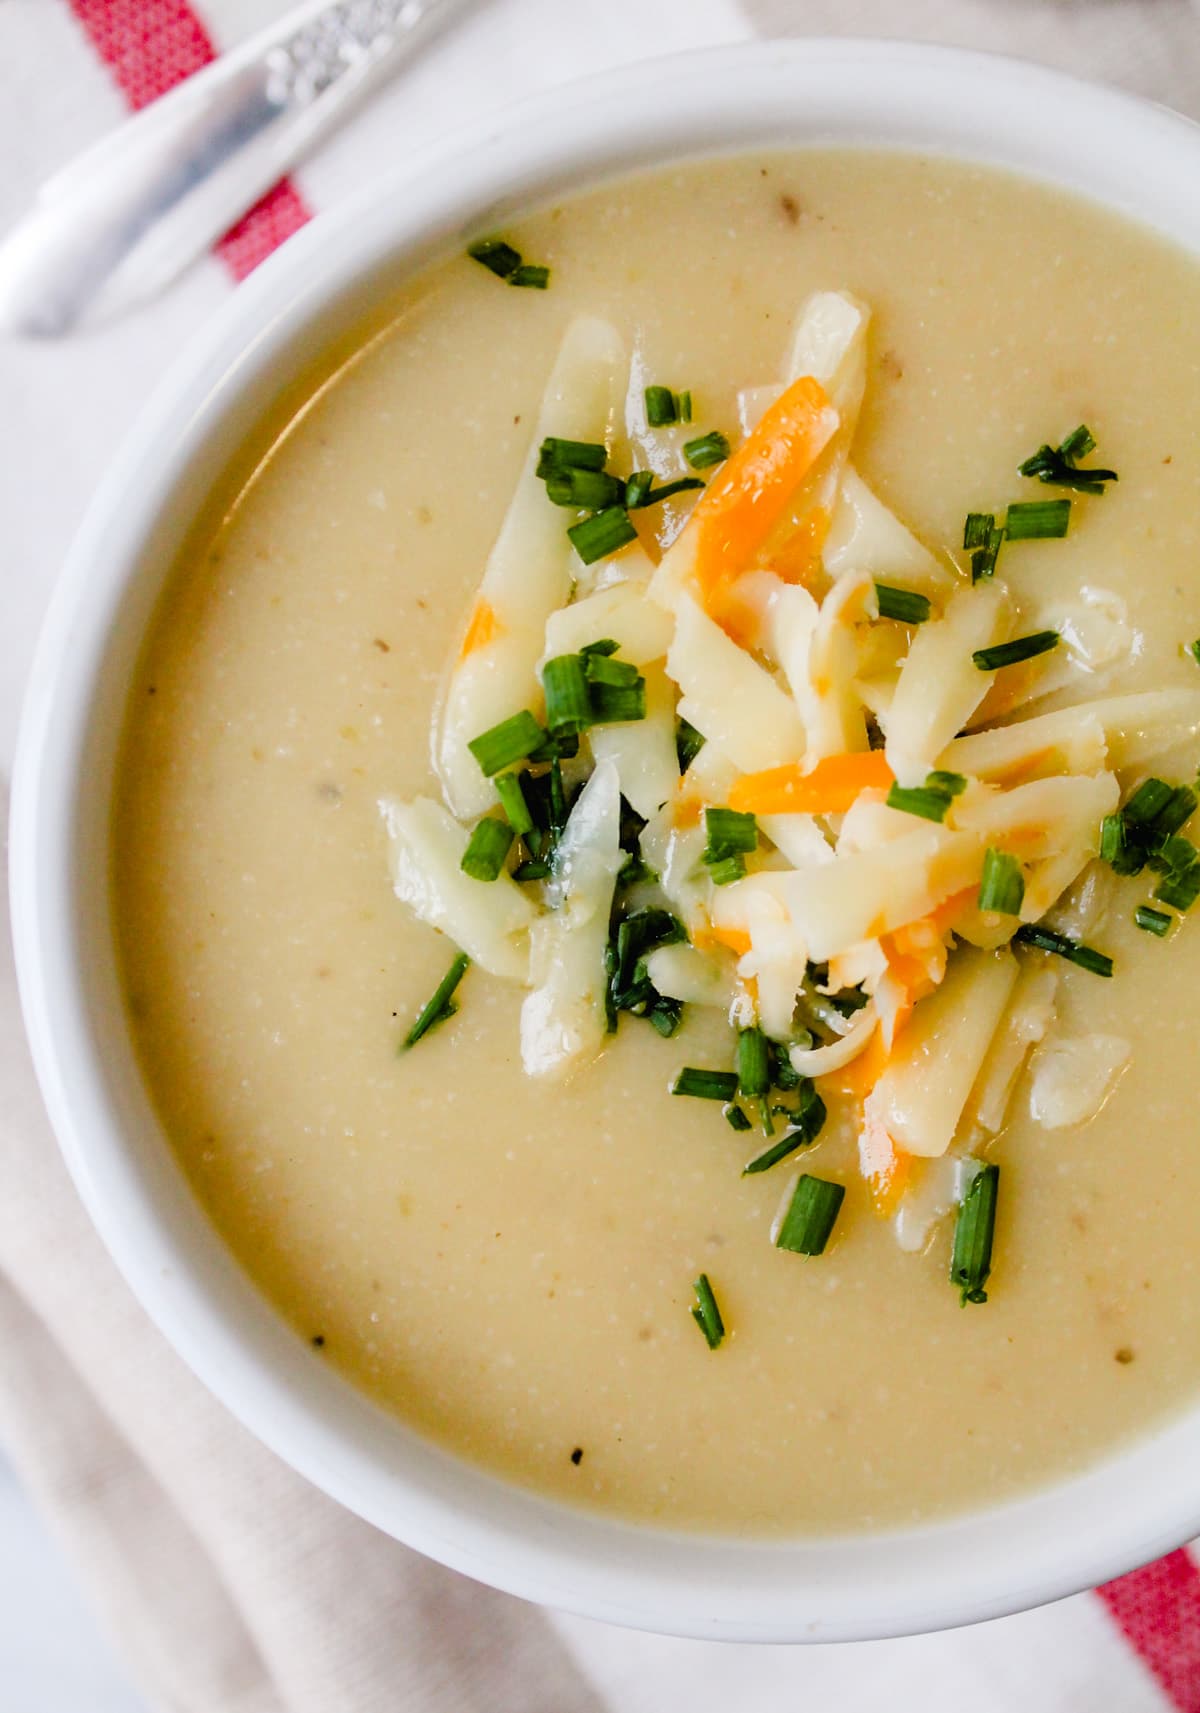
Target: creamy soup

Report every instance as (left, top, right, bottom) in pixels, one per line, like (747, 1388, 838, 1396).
(113, 152, 1200, 1534)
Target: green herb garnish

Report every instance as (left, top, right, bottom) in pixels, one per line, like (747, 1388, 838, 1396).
(467, 238, 549, 288)
(536, 437, 607, 477)
(964, 511, 1004, 581)
(1013, 923, 1113, 977)
(774, 1174, 845, 1257)
(468, 709, 546, 776)
(950, 1163, 999, 1305)
(978, 847, 1025, 915)
(645, 385, 680, 426)
(460, 817, 515, 881)
(1135, 905, 1173, 936)
(743, 1083, 826, 1175)
(676, 718, 706, 773)
(724, 1103, 753, 1133)
(541, 654, 592, 735)
(736, 1027, 771, 1100)
(467, 237, 522, 278)
(626, 475, 706, 510)
(1004, 499, 1072, 541)
(885, 770, 966, 824)
(495, 772, 534, 837)
(677, 390, 693, 423)
(683, 430, 730, 471)
(401, 951, 470, 1049)
(589, 677, 646, 724)
(567, 506, 638, 566)
(690, 1273, 725, 1350)
(671, 1067, 740, 1102)
(1018, 425, 1117, 495)
(509, 263, 549, 289)
(972, 631, 1060, 672)
(544, 467, 627, 510)
(875, 584, 932, 625)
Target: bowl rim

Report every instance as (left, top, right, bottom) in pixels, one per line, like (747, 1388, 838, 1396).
(12, 36, 1200, 1644)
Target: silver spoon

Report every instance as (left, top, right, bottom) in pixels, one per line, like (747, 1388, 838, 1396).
(0, 0, 476, 338)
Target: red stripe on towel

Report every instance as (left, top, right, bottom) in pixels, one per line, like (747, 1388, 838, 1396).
(64, 0, 311, 279)
(1097, 1550, 1200, 1711)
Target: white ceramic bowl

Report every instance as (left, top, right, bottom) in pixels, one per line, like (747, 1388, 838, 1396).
(12, 40, 1200, 1643)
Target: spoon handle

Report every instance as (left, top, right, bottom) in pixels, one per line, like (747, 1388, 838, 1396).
(0, 0, 477, 338)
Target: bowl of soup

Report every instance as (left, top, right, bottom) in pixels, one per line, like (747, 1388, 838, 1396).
(12, 38, 1200, 1642)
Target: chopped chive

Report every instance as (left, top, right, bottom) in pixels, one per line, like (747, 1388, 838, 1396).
(584, 652, 640, 689)
(1018, 425, 1117, 494)
(581, 637, 619, 657)
(401, 951, 469, 1049)
(770, 1043, 802, 1091)
(645, 385, 678, 426)
(1136, 905, 1173, 936)
(1191, 640, 1200, 667)
(544, 468, 626, 509)
(1014, 923, 1113, 977)
(542, 654, 593, 735)
(671, 1067, 740, 1102)
(467, 237, 521, 278)
(885, 770, 965, 824)
(649, 997, 683, 1037)
(874, 583, 932, 625)
(705, 853, 746, 886)
(677, 390, 693, 423)
(494, 771, 534, 837)
(885, 786, 954, 823)
(683, 430, 730, 470)
(589, 678, 646, 724)
(1004, 499, 1071, 540)
(1148, 786, 1199, 844)
(567, 505, 638, 566)
(625, 470, 654, 508)
(1099, 812, 1136, 873)
(461, 816, 515, 881)
(978, 847, 1025, 915)
(536, 437, 607, 477)
(743, 1085, 826, 1175)
(972, 631, 1060, 672)
(1125, 777, 1175, 826)
(609, 908, 685, 1018)
(1154, 862, 1200, 912)
(950, 1164, 999, 1305)
(830, 985, 870, 1017)
(704, 807, 759, 859)
(627, 475, 706, 510)
(963, 511, 1004, 581)
(617, 853, 653, 888)
(774, 1174, 845, 1257)
(512, 858, 550, 882)
(724, 1103, 753, 1133)
(690, 1273, 725, 1350)
(547, 757, 568, 834)
(676, 718, 706, 772)
(509, 263, 549, 289)
(527, 729, 579, 764)
(736, 1027, 771, 1099)
(1150, 833, 1197, 874)
(468, 709, 545, 776)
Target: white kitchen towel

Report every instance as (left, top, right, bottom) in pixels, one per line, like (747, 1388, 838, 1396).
(2, 3, 1200, 1712)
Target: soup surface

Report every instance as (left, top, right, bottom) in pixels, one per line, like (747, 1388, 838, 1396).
(114, 152, 1200, 1533)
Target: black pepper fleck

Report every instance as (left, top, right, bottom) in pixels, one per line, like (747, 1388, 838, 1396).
(570, 1447, 583, 1466)
(311, 1334, 326, 1349)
